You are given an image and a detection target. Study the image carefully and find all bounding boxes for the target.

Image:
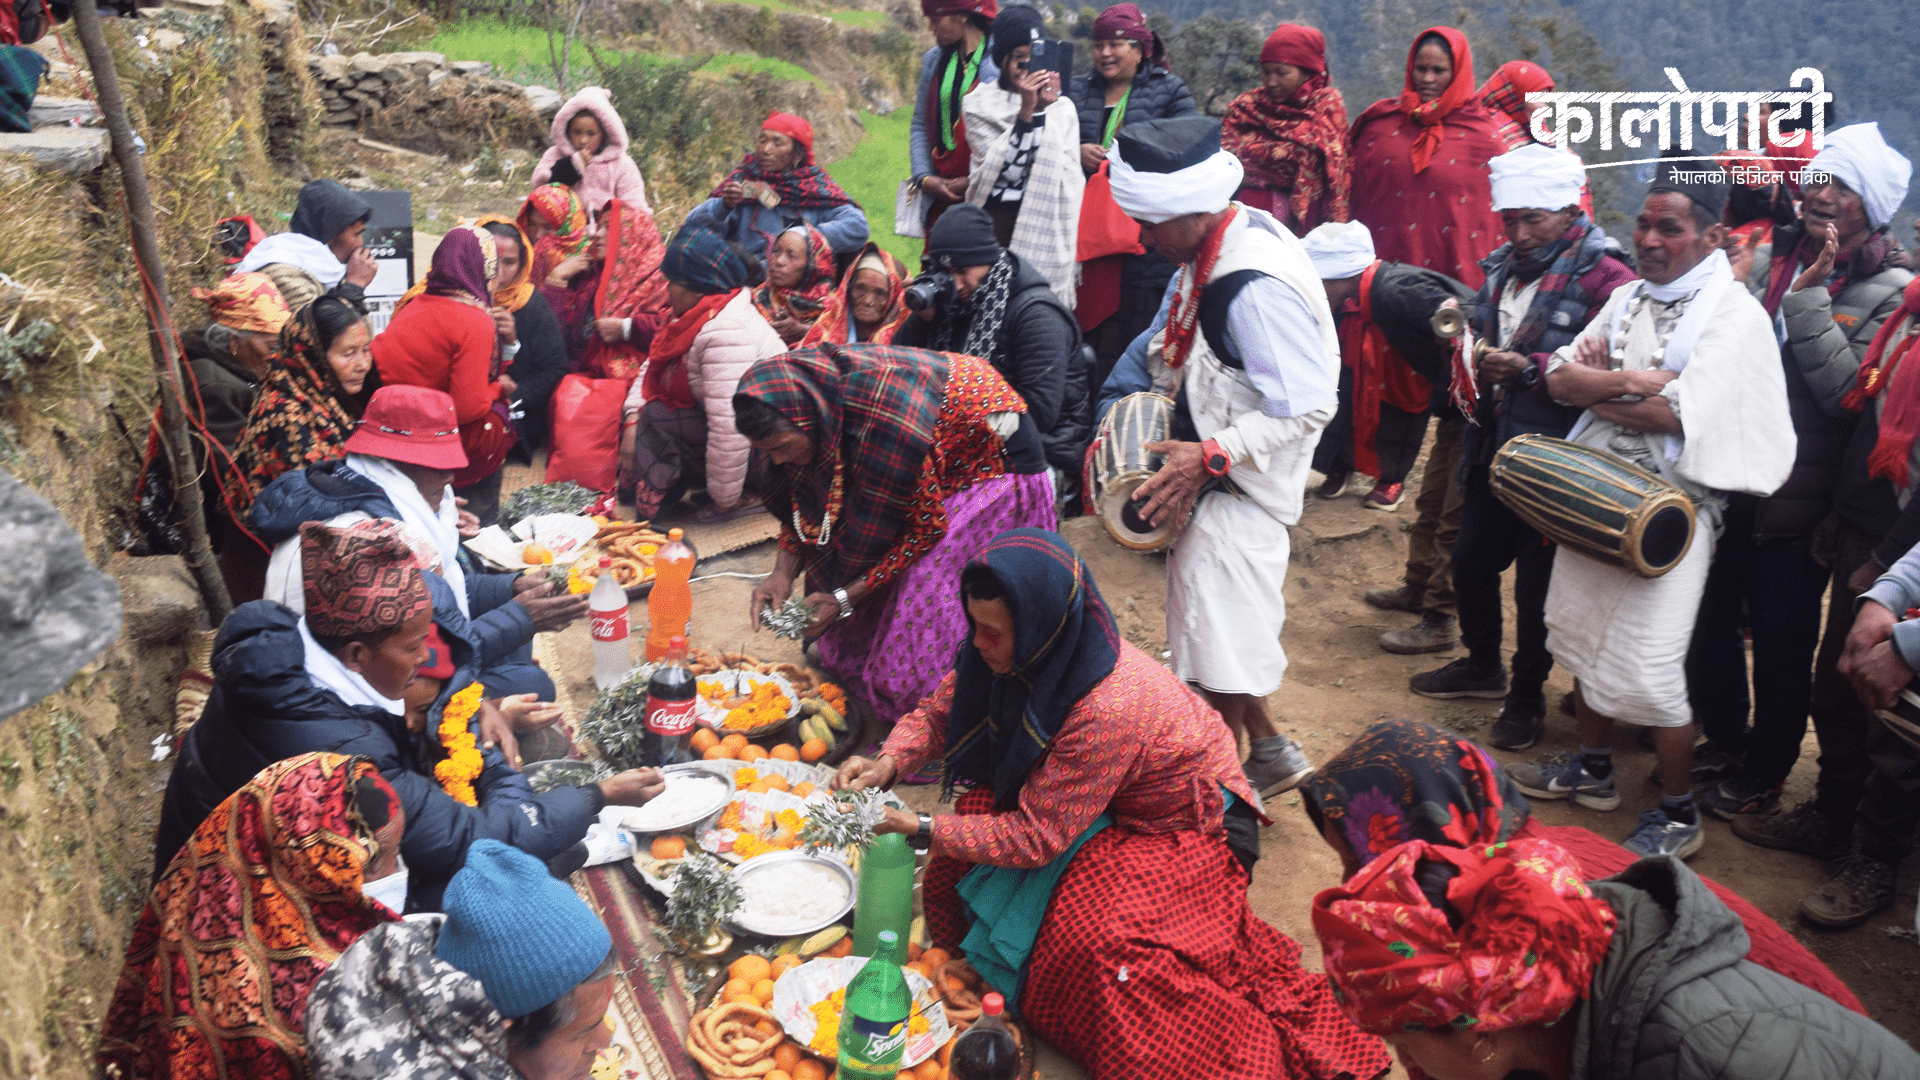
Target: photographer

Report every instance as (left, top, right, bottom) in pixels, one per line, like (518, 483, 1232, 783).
(895, 204, 1090, 505)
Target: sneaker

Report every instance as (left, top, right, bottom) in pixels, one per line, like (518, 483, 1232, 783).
(1363, 584, 1425, 613)
(1409, 657, 1508, 700)
(1643, 741, 1738, 787)
(1701, 775, 1784, 821)
(1363, 482, 1405, 511)
(1316, 469, 1352, 499)
(1621, 807, 1706, 859)
(1244, 737, 1315, 796)
(1487, 691, 1548, 751)
(1730, 801, 1850, 862)
(1506, 757, 1621, 811)
(1381, 613, 1460, 655)
(1801, 855, 1898, 929)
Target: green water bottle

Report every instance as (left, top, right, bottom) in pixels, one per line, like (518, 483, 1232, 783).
(851, 831, 915, 961)
(838, 929, 912, 1078)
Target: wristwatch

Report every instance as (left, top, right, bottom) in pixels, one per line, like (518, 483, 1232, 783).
(832, 587, 855, 621)
(1200, 438, 1231, 477)
(909, 812, 934, 851)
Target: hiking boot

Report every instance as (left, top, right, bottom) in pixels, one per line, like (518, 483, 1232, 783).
(1316, 469, 1352, 499)
(1801, 855, 1898, 929)
(1488, 691, 1548, 751)
(1363, 481, 1405, 511)
(1363, 584, 1425, 613)
(1381, 613, 1460, 655)
(1409, 657, 1508, 700)
(1244, 737, 1315, 796)
(1507, 756, 1621, 811)
(1730, 800, 1850, 862)
(1702, 775, 1784, 821)
(1622, 807, 1706, 860)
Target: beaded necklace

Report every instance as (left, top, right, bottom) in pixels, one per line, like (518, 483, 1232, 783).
(1160, 206, 1240, 369)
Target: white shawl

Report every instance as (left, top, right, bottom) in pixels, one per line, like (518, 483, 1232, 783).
(236, 232, 347, 287)
(299, 615, 405, 716)
(963, 86, 1084, 309)
(346, 453, 468, 617)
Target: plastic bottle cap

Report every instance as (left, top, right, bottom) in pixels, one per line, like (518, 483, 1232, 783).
(599, 556, 612, 568)
(876, 929, 898, 947)
(669, 527, 683, 540)
(670, 635, 687, 648)
(981, 992, 1004, 1017)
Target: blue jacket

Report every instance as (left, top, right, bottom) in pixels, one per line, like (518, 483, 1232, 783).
(682, 196, 871, 257)
(909, 42, 1000, 184)
(249, 459, 534, 674)
(153, 574, 602, 912)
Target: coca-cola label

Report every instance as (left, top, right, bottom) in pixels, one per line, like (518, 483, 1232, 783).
(646, 695, 698, 737)
(590, 608, 628, 643)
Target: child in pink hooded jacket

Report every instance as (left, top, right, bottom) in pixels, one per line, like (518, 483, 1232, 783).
(531, 86, 650, 216)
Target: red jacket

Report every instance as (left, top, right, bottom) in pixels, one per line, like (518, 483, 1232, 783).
(371, 295, 501, 425)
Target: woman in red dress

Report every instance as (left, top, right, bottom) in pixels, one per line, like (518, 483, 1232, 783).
(833, 529, 1390, 1080)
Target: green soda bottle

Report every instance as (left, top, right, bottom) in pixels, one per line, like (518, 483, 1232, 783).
(837, 929, 911, 1078)
(851, 832, 916, 961)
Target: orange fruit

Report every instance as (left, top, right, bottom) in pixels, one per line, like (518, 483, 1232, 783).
(898, 1072, 915, 1080)
(936, 1036, 954, 1067)
(740, 744, 769, 762)
(767, 1072, 793, 1080)
(649, 835, 686, 860)
(773, 1043, 804, 1071)
(793, 1062, 828, 1080)
(721, 733, 749, 754)
(762, 774, 790, 793)
(722, 977, 755, 1004)
(791, 781, 816, 798)
(729, 953, 773, 984)
(752, 978, 777, 1004)
(770, 743, 800, 761)
(690, 728, 719, 752)
(748, 781, 773, 794)
(771, 953, 803, 979)
(921, 947, 951, 969)
(825, 935, 854, 958)
(907, 940, 925, 962)
(800, 738, 830, 762)
(755, 1017, 781, 1037)
(703, 744, 733, 761)
(907, 961, 933, 980)
(915, 1060, 944, 1080)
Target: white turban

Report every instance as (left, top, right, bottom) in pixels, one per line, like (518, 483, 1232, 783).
(1489, 142, 1588, 212)
(1806, 122, 1912, 227)
(1106, 144, 1245, 225)
(1303, 221, 1375, 280)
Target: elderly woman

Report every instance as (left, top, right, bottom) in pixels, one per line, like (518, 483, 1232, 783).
(963, 4, 1083, 307)
(236, 295, 375, 498)
(1220, 23, 1349, 234)
(188, 272, 291, 455)
(833, 530, 1389, 1080)
(799, 242, 912, 347)
(1069, 3, 1196, 375)
(1312, 836, 1917, 1080)
(616, 226, 783, 522)
(751, 222, 837, 345)
(98, 753, 405, 1079)
(740, 345, 1057, 725)
(1303, 720, 1866, 1013)
(684, 112, 869, 256)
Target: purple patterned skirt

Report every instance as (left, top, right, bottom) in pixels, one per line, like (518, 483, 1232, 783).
(815, 471, 1057, 726)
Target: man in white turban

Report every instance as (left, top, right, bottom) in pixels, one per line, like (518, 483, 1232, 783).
(1406, 141, 1634, 753)
(1506, 160, 1795, 862)
(1110, 116, 1334, 796)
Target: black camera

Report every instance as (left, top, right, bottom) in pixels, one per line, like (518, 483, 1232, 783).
(903, 270, 958, 313)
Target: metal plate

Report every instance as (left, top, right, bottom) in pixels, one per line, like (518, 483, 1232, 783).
(725, 850, 857, 937)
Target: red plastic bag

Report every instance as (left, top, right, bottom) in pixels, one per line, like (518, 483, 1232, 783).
(544, 373, 632, 493)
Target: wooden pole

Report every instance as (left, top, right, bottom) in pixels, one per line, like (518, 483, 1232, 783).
(69, 0, 233, 623)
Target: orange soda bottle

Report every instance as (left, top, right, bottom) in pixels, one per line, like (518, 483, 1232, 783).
(645, 528, 696, 661)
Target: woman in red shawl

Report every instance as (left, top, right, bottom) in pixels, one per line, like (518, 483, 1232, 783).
(751, 222, 837, 345)
(520, 183, 596, 363)
(1220, 24, 1349, 235)
(800, 242, 912, 347)
(1348, 27, 1504, 291)
(97, 753, 404, 1080)
(579, 197, 672, 378)
(1478, 60, 1595, 217)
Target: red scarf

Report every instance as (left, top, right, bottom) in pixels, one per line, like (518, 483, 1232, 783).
(641, 291, 736, 409)
(1842, 277, 1920, 485)
(1341, 261, 1433, 475)
(1161, 208, 1239, 369)
(1220, 73, 1351, 231)
(584, 199, 672, 379)
(1351, 27, 1477, 175)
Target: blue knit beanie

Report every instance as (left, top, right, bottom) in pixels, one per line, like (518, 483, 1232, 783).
(435, 840, 614, 1018)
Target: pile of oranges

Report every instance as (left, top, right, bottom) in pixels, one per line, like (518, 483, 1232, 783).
(692, 729, 832, 764)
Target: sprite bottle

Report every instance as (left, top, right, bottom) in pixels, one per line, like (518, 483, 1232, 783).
(837, 929, 911, 1078)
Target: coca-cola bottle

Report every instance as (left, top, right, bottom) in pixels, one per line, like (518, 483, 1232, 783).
(950, 992, 1020, 1080)
(643, 636, 698, 766)
(589, 557, 631, 691)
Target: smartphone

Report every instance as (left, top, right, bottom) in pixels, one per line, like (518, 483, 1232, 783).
(1028, 38, 1074, 80)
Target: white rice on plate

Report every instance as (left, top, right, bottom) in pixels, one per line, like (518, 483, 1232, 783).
(734, 860, 851, 935)
(618, 774, 728, 832)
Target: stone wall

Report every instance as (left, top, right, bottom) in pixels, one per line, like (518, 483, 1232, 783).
(309, 50, 561, 156)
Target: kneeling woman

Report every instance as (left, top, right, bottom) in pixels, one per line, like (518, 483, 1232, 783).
(739, 346, 1058, 728)
(832, 530, 1389, 1080)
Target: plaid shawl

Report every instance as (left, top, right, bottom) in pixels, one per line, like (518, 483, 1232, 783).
(963, 91, 1083, 308)
(1498, 215, 1592, 354)
(1221, 72, 1351, 231)
(735, 344, 953, 588)
(752, 221, 837, 327)
(800, 243, 911, 347)
(1478, 60, 1553, 153)
(710, 153, 858, 211)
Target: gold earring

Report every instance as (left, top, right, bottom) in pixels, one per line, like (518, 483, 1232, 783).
(1475, 1037, 1497, 1065)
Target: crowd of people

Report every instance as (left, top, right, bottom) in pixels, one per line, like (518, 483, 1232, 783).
(114, 4, 1920, 1078)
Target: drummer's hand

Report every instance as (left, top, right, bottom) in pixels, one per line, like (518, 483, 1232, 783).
(476, 698, 519, 767)
(599, 767, 666, 805)
(1840, 599, 1899, 679)
(1572, 334, 1611, 370)
(833, 754, 899, 792)
(1135, 439, 1206, 528)
(1478, 349, 1530, 383)
(1848, 640, 1912, 711)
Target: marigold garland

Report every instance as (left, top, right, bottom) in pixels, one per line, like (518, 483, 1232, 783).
(434, 682, 486, 806)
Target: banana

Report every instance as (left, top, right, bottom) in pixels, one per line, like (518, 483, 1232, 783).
(773, 934, 810, 956)
(910, 915, 927, 950)
(799, 699, 821, 717)
(816, 701, 847, 733)
(798, 925, 848, 958)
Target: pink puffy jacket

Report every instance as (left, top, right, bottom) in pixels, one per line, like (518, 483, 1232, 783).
(533, 86, 650, 215)
(624, 291, 786, 509)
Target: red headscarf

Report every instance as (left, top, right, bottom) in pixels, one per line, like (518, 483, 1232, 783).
(1259, 23, 1324, 70)
(1360, 26, 1477, 174)
(1478, 60, 1554, 152)
(919, 0, 996, 17)
(762, 111, 816, 165)
(1313, 837, 1617, 1036)
(584, 198, 671, 379)
(1089, 3, 1164, 66)
(1222, 25, 1350, 232)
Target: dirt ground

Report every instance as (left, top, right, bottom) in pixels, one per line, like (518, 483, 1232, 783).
(528, 439, 1920, 1070)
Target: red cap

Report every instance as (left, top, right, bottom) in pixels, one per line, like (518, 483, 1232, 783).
(417, 623, 456, 680)
(670, 636, 688, 648)
(600, 556, 612, 568)
(982, 992, 1005, 1017)
(344, 385, 470, 471)
(761, 112, 815, 165)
